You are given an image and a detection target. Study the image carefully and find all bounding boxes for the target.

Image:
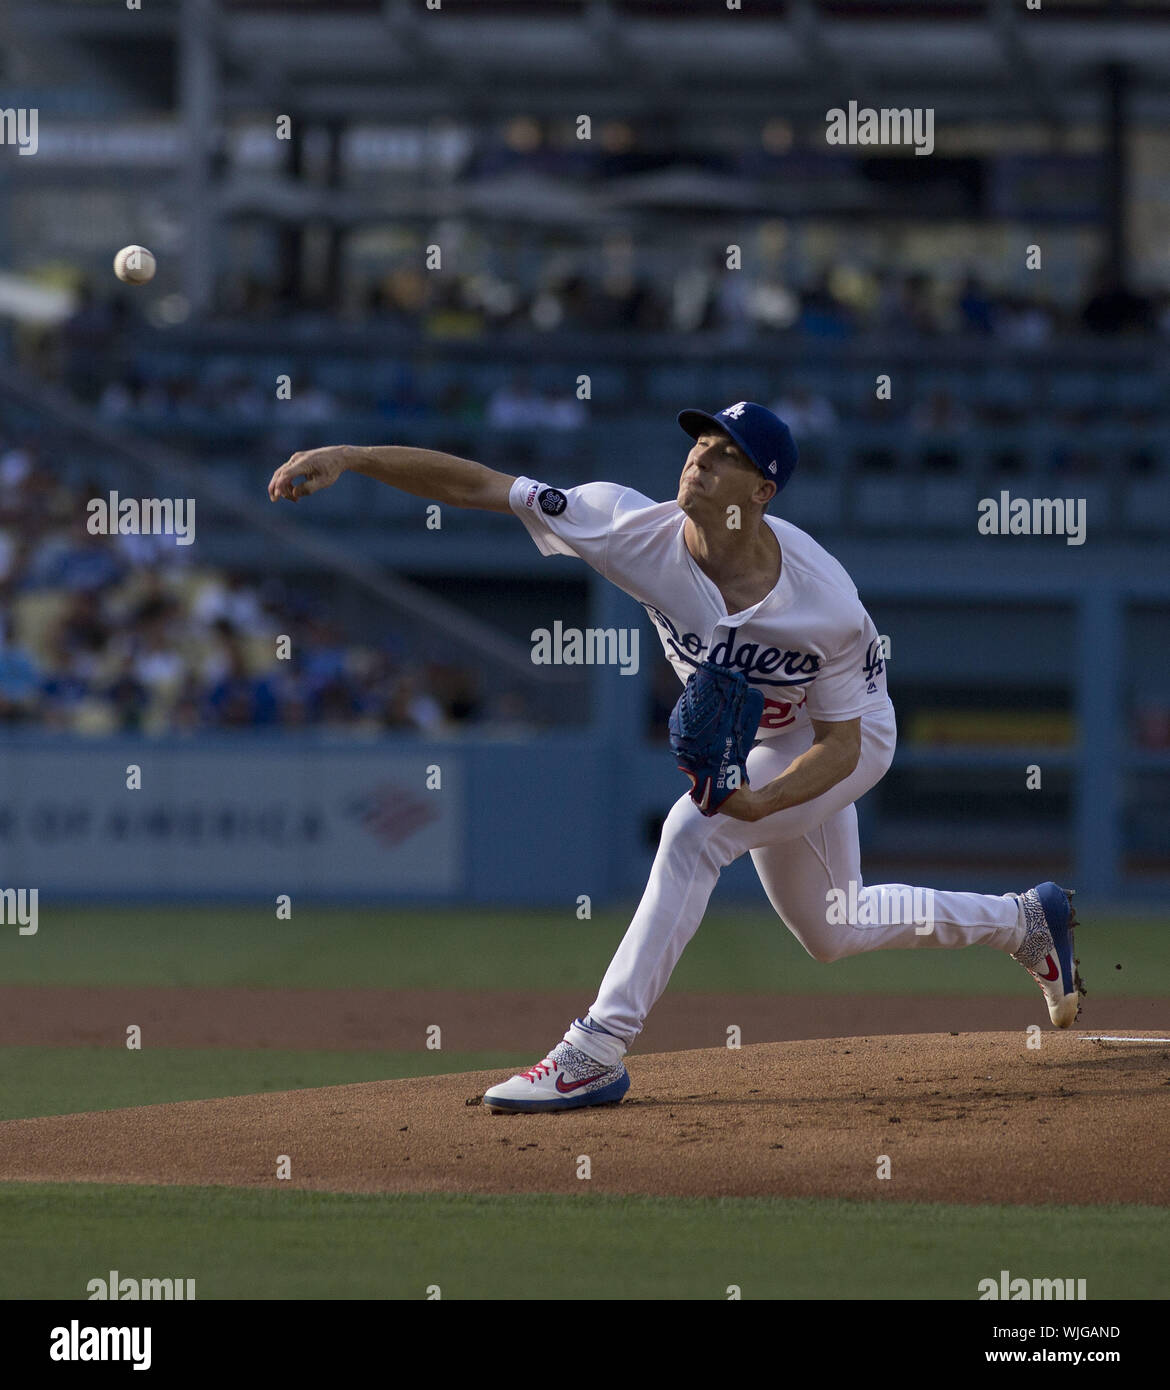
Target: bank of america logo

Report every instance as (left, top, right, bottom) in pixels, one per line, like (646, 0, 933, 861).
(346, 783, 439, 846)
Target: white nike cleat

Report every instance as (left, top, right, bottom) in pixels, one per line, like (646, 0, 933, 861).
(482, 1041, 630, 1114)
(1011, 882, 1086, 1028)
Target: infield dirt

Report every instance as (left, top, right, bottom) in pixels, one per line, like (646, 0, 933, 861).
(4, 985, 1169, 1050)
(1, 1032, 1167, 1205)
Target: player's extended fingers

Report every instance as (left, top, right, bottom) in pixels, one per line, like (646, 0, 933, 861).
(269, 455, 309, 501)
(267, 464, 292, 500)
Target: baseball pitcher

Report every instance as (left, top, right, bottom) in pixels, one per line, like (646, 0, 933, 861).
(268, 401, 1084, 1113)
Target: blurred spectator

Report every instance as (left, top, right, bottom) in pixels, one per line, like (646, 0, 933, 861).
(487, 374, 549, 429)
(879, 272, 939, 337)
(0, 528, 16, 584)
(604, 276, 668, 332)
(383, 672, 445, 733)
(1081, 267, 1153, 336)
(543, 389, 586, 431)
(30, 520, 127, 593)
(60, 283, 121, 401)
(673, 249, 748, 334)
(99, 377, 138, 420)
(285, 382, 339, 423)
(0, 438, 488, 736)
(54, 591, 110, 677)
(912, 389, 973, 435)
(488, 377, 585, 431)
(911, 389, 973, 471)
(0, 639, 40, 723)
(996, 295, 1054, 347)
(128, 609, 187, 694)
(798, 274, 856, 339)
(103, 657, 151, 733)
(438, 381, 484, 426)
(0, 446, 34, 490)
(771, 386, 838, 437)
(192, 571, 274, 635)
(426, 661, 481, 723)
(957, 274, 995, 336)
(205, 640, 279, 727)
(480, 689, 533, 738)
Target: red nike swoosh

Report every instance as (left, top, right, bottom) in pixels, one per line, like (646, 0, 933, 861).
(678, 767, 710, 811)
(556, 1073, 607, 1093)
(1039, 955, 1060, 982)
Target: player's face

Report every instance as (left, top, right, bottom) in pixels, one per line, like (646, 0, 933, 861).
(678, 431, 764, 515)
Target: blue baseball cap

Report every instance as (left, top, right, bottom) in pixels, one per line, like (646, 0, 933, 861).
(677, 401, 798, 493)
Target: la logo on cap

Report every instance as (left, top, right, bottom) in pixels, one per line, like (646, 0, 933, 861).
(722, 401, 748, 419)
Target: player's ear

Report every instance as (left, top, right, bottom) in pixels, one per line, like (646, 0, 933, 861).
(755, 478, 778, 508)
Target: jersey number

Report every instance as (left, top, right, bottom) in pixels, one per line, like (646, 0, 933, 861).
(759, 698, 798, 730)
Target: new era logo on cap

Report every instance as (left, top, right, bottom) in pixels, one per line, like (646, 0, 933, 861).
(677, 401, 799, 494)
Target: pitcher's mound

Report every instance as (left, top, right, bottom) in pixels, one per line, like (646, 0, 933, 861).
(1, 1032, 1166, 1205)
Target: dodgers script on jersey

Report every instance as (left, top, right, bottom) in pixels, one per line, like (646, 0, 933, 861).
(510, 477, 892, 738)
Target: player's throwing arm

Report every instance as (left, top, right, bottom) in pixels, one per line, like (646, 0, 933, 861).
(267, 444, 517, 513)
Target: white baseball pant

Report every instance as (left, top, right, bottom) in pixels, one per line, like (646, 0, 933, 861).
(564, 703, 1026, 1067)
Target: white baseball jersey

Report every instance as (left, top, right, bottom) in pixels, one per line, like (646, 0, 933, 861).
(510, 476, 892, 738)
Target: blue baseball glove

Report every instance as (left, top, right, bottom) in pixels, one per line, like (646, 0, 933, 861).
(668, 661, 765, 816)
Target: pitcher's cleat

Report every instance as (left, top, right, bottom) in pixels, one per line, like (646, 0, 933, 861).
(1011, 882, 1085, 1027)
(482, 1041, 630, 1114)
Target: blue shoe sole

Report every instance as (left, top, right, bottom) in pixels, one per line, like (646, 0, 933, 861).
(484, 1070, 630, 1114)
(1034, 880, 1076, 995)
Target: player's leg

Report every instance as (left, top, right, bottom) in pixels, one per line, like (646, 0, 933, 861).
(564, 787, 766, 1061)
(748, 810, 1082, 1026)
(747, 800, 1023, 963)
(743, 712, 1082, 1026)
(482, 788, 762, 1109)
(561, 710, 902, 1066)
(482, 734, 809, 1108)
(482, 709, 1076, 1112)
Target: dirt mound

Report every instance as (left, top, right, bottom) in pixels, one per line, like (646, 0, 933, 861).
(6, 984, 1168, 1051)
(1, 1032, 1167, 1205)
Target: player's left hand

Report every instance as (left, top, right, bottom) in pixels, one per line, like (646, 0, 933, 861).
(668, 661, 765, 817)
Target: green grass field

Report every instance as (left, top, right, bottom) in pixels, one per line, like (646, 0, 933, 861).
(2, 903, 1166, 1299)
(0, 1047, 533, 1122)
(2, 903, 1164, 994)
(1, 1184, 1165, 1301)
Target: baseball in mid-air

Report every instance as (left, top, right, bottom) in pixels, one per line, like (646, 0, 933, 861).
(113, 245, 156, 284)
